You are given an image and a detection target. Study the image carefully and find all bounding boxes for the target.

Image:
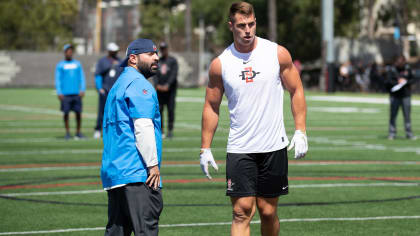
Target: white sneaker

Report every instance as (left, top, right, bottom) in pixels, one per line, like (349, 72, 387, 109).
(93, 130, 101, 139)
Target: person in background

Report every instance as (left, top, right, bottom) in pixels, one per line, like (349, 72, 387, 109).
(386, 55, 417, 140)
(55, 44, 86, 140)
(93, 42, 122, 139)
(155, 42, 178, 139)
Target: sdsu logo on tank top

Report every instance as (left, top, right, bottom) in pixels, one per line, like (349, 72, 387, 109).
(218, 37, 289, 153)
(239, 67, 260, 83)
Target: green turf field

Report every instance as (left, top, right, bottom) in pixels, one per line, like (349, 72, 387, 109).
(0, 88, 419, 235)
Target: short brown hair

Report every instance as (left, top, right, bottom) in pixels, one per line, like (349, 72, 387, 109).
(229, 2, 255, 23)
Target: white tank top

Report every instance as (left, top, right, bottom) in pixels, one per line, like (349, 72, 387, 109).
(219, 37, 288, 153)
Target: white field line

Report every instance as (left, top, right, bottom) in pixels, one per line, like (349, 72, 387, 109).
(1, 183, 418, 197)
(0, 105, 97, 119)
(1, 160, 420, 173)
(0, 148, 228, 156)
(176, 95, 420, 106)
(308, 107, 380, 113)
(2, 142, 420, 156)
(0, 135, 383, 144)
(0, 166, 99, 172)
(310, 137, 420, 155)
(0, 164, 204, 172)
(177, 96, 420, 106)
(4, 94, 418, 120)
(1, 216, 420, 235)
(307, 95, 420, 106)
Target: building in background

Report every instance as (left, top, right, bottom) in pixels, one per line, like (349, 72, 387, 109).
(74, 0, 141, 55)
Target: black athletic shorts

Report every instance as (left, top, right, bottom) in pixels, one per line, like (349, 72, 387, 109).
(105, 183, 163, 236)
(60, 95, 82, 114)
(226, 148, 289, 198)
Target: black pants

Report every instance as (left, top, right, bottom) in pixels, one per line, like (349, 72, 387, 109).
(389, 96, 413, 137)
(95, 91, 108, 131)
(157, 88, 176, 133)
(105, 183, 163, 236)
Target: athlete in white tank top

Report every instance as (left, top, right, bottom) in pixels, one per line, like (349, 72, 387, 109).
(219, 37, 288, 153)
(199, 3, 308, 236)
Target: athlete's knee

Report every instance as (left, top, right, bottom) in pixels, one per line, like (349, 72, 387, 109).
(257, 199, 278, 222)
(232, 199, 255, 224)
(232, 208, 254, 224)
(259, 208, 278, 222)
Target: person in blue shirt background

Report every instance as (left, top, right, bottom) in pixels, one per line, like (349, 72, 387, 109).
(55, 44, 86, 140)
(101, 38, 163, 236)
(93, 42, 122, 139)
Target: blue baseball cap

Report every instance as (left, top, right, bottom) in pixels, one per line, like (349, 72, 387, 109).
(63, 44, 73, 52)
(120, 38, 157, 67)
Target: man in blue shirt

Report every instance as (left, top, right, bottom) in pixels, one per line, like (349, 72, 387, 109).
(101, 38, 162, 236)
(93, 42, 122, 139)
(55, 44, 86, 140)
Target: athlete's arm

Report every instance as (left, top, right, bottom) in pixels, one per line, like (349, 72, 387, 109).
(79, 63, 86, 98)
(55, 64, 63, 100)
(199, 58, 222, 179)
(278, 45, 306, 132)
(279, 45, 308, 159)
(201, 58, 224, 149)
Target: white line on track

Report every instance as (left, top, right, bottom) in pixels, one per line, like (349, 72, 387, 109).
(1, 183, 418, 197)
(1, 216, 420, 235)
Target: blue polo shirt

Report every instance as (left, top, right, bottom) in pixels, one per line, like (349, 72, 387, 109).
(55, 60, 86, 95)
(101, 66, 162, 189)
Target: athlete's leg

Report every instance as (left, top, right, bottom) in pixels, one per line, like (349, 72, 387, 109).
(256, 197, 280, 236)
(401, 96, 413, 137)
(167, 88, 177, 137)
(389, 96, 400, 138)
(95, 92, 107, 131)
(157, 91, 166, 134)
(63, 113, 70, 134)
(76, 112, 82, 134)
(230, 196, 256, 236)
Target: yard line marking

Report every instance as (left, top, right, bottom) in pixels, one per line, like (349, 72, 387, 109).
(2, 144, 420, 156)
(0, 227, 105, 235)
(176, 96, 420, 106)
(0, 148, 229, 156)
(307, 95, 420, 106)
(0, 190, 103, 197)
(309, 107, 380, 113)
(1, 182, 418, 197)
(0, 166, 99, 172)
(1, 216, 420, 235)
(2, 177, 420, 190)
(0, 136, 226, 144)
(0, 105, 97, 119)
(311, 136, 420, 155)
(1, 160, 419, 172)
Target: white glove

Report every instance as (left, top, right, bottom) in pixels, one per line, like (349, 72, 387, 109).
(287, 130, 308, 159)
(199, 148, 219, 179)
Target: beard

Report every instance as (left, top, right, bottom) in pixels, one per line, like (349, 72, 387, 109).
(137, 60, 158, 78)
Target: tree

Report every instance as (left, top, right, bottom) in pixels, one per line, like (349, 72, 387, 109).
(0, 0, 78, 51)
(138, 0, 361, 62)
